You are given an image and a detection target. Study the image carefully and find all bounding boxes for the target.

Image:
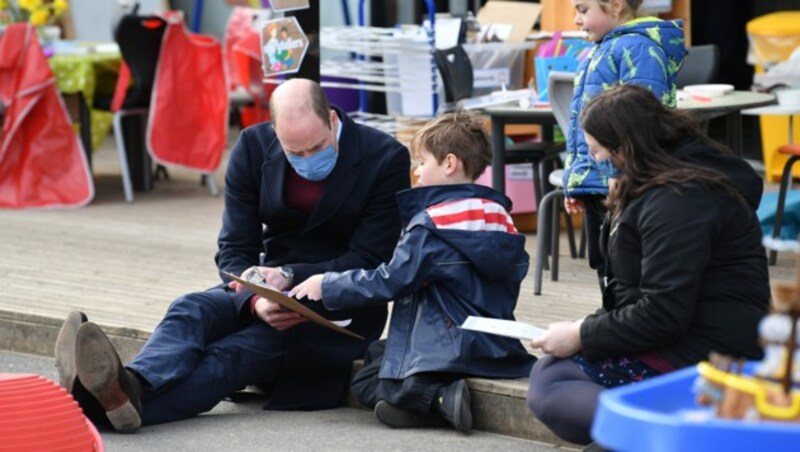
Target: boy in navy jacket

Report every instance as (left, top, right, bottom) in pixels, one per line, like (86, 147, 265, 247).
(291, 112, 535, 432)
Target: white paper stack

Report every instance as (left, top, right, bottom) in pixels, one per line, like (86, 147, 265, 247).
(460, 316, 547, 340)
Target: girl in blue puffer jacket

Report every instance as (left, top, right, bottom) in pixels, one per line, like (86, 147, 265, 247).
(563, 0, 685, 277)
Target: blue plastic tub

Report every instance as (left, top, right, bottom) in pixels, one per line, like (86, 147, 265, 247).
(592, 364, 800, 451)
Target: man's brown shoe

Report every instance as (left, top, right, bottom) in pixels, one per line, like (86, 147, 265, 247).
(54, 311, 88, 392)
(75, 322, 142, 433)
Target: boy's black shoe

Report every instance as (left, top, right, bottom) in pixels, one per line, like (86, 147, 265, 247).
(75, 322, 143, 433)
(54, 310, 88, 392)
(374, 400, 448, 429)
(435, 379, 472, 432)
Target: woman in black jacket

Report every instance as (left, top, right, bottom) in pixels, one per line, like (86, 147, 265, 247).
(526, 84, 770, 445)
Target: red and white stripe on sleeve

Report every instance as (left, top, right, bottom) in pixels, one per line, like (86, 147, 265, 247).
(426, 198, 518, 234)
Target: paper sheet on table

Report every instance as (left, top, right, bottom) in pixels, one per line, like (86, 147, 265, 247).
(224, 272, 363, 340)
(460, 316, 546, 340)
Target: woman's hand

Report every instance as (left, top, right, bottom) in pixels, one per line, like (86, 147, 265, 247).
(253, 297, 307, 331)
(288, 274, 325, 301)
(564, 197, 585, 215)
(530, 320, 583, 358)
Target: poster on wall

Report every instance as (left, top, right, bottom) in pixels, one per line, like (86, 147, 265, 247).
(260, 17, 309, 77)
(270, 0, 310, 12)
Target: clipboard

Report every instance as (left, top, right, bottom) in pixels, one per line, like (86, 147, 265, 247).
(225, 272, 364, 340)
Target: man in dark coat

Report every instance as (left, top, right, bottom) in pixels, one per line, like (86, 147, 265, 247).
(54, 78, 411, 432)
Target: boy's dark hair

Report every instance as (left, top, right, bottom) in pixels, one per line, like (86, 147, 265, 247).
(409, 111, 491, 181)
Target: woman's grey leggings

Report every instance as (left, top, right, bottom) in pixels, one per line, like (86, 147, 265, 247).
(526, 355, 603, 445)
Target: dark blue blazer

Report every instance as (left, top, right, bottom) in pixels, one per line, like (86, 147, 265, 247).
(216, 107, 410, 409)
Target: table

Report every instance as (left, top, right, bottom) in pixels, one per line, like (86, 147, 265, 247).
(742, 104, 800, 140)
(677, 90, 776, 156)
(49, 50, 122, 157)
(741, 103, 800, 168)
(484, 91, 776, 195)
(483, 105, 558, 195)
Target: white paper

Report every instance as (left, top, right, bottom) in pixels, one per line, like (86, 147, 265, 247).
(460, 316, 547, 340)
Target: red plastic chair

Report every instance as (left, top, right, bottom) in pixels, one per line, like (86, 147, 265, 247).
(768, 143, 800, 265)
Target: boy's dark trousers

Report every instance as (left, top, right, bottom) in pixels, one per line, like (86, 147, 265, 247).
(350, 339, 461, 413)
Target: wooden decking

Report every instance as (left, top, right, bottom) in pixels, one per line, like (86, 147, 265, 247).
(0, 135, 796, 337)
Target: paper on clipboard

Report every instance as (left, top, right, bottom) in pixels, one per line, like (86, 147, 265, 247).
(460, 316, 546, 341)
(224, 272, 364, 340)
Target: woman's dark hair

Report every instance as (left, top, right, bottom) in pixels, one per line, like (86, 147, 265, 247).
(580, 84, 743, 218)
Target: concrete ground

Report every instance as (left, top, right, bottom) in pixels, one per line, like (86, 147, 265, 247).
(1, 350, 563, 452)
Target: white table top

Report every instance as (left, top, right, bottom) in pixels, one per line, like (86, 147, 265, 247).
(741, 104, 800, 116)
(676, 90, 775, 112)
(485, 91, 776, 117)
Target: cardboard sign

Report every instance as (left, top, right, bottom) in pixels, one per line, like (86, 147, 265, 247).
(225, 272, 364, 340)
(260, 17, 309, 77)
(476, 0, 542, 44)
(270, 0, 310, 13)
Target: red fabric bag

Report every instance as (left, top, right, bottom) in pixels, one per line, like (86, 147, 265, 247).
(0, 24, 93, 208)
(232, 30, 274, 127)
(147, 13, 228, 173)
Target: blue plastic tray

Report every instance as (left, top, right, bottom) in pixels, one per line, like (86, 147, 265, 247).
(592, 364, 800, 451)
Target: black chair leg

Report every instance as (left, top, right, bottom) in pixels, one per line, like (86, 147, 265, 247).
(578, 219, 587, 259)
(565, 209, 577, 258)
(535, 190, 563, 295)
(532, 162, 544, 209)
(771, 156, 800, 265)
(551, 195, 561, 282)
(154, 164, 170, 181)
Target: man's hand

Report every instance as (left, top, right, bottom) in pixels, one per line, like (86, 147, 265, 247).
(253, 297, 307, 331)
(564, 197, 585, 215)
(228, 266, 291, 292)
(530, 320, 582, 358)
(289, 274, 324, 301)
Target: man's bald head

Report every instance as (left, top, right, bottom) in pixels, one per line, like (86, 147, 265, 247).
(269, 78, 332, 130)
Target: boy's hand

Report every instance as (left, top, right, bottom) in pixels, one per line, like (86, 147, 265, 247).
(254, 297, 307, 331)
(289, 274, 324, 301)
(564, 197, 584, 215)
(530, 320, 582, 358)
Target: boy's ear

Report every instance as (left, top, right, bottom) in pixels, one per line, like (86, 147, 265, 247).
(611, 0, 625, 18)
(444, 153, 462, 176)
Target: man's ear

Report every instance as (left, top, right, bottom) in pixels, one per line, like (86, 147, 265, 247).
(327, 109, 338, 129)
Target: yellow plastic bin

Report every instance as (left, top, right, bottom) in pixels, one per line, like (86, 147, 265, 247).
(747, 12, 800, 182)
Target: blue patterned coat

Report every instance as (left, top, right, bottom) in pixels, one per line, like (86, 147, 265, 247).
(563, 19, 685, 197)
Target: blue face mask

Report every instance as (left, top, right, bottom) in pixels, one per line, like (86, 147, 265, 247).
(286, 144, 338, 181)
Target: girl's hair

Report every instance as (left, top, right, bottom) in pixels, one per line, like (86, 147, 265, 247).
(597, 0, 643, 18)
(579, 84, 743, 218)
(410, 111, 492, 181)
